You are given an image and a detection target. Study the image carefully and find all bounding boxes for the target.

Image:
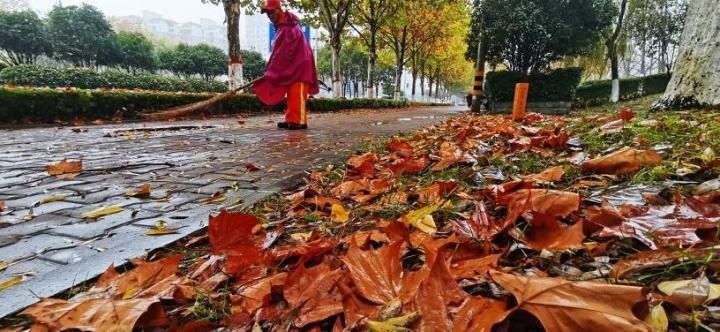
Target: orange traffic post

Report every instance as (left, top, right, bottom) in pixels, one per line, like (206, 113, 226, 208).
(511, 83, 529, 121)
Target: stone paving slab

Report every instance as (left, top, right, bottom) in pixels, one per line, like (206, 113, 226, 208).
(0, 106, 463, 317)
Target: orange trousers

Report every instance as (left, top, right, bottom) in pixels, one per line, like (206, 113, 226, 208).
(286, 82, 309, 125)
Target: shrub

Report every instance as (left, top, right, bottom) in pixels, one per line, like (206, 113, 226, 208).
(0, 65, 226, 93)
(574, 73, 672, 107)
(0, 87, 417, 124)
(485, 68, 583, 103)
(643, 73, 671, 95)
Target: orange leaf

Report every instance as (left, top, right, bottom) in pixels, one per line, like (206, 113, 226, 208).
(284, 262, 344, 327)
(450, 254, 502, 280)
(347, 152, 378, 178)
(452, 202, 512, 241)
(47, 159, 82, 178)
(338, 276, 380, 329)
(22, 298, 165, 332)
(525, 220, 586, 251)
(491, 272, 652, 332)
(232, 272, 287, 315)
(500, 189, 580, 224)
(414, 250, 467, 332)
(77, 255, 181, 300)
(386, 139, 414, 157)
(581, 147, 662, 175)
(522, 166, 565, 183)
(453, 297, 508, 332)
(127, 184, 151, 198)
(416, 181, 458, 204)
(342, 240, 435, 305)
(0, 200, 5, 211)
(208, 211, 265, 275)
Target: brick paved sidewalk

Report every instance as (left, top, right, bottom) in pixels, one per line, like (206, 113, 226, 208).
(0, 106, 463, 317)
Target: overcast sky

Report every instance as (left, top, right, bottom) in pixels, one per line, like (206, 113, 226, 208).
(28, 0, 226, 23)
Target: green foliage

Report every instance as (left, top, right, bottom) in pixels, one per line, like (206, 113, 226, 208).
(575, 73, 671, 107)
(116, 32, 156, 73)
(485, 68, 583, 103)
(158, 44, 227, 81)
(241, 50, 266, 81)
(468, 0, 616, 73)
(0, 65, 226, 92)
(0, 86, 416, 124)
(0, 9, 52, 65)
(47, 4, 118, 67)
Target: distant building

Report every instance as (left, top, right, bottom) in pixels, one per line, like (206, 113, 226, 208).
(113, 11, 227, 50)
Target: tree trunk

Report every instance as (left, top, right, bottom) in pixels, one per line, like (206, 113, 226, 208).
(607, 0, 629, 103)
(657, 0, 720, 108)
(367, 52, 376, 98)
(224, 0, 243, 90)
(411, 68, 417, 100)
(331, 39, 343, 98)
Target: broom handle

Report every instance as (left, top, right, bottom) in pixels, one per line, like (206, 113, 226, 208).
(231, 77, 262, 94)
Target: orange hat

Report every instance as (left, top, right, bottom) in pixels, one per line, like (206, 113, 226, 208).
(261, 0, 282, 13)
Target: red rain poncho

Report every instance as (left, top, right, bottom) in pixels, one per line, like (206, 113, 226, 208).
(252, 12, 319, 106)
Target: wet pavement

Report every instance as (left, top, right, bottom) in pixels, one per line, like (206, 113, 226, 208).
(0, 106, 464, 318)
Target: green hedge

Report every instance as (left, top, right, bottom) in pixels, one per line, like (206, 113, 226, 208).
(0, 65, 227, 93)
(485, 68, 583, 103)
(575, 73, 671, 107)
(0, 87, 416, 124)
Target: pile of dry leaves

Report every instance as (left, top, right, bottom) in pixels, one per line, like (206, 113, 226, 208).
(14, 110, 720, 331)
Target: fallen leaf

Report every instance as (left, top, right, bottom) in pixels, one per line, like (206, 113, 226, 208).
(581, 147, 662, 175)
(619, 107, 636, 121)
(290, 232, 312, 242)
(47, 159, 82, 178)
(0, 261, 8, 272)
(491, 272, 652, 332)
(608, 248, 713, 279)
(522, 166, 565, 183)
(208, 211, 265, 275)
(0, 200, 5, 211)
(232, 272, 287, 315)
(245, 163, 260, 172)
(499, 189, 580, 223)
(644, 303, 668, 332)
(403, 204, 440, 234)
(82, 205, 124, 219)
(145, 221, 180, 236)
(452, 201, 512, 241)
(450, 254, 502, 280)
(22, 298, 165, 332)
(0, 275, 23, 291)
(658, 275, 720, 310)
(127, 184, 152, 198)
(37, 195, 67, 205)
(330, 204, 350, 223)
(199, 193, 226, 205)
(415, 250, 472, 332)
(386, 139, 414, 157)
(77, 255, 181, 301)
(416, 181, 458, 204)
(525, 220, 585, 251)
(347, 152, 378, 178)
(342, 240, 434, 305)
(453, 297, 508, 332)
(284, 262, 344, 327)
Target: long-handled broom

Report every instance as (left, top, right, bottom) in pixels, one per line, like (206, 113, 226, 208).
(141, 77, 261, 121)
